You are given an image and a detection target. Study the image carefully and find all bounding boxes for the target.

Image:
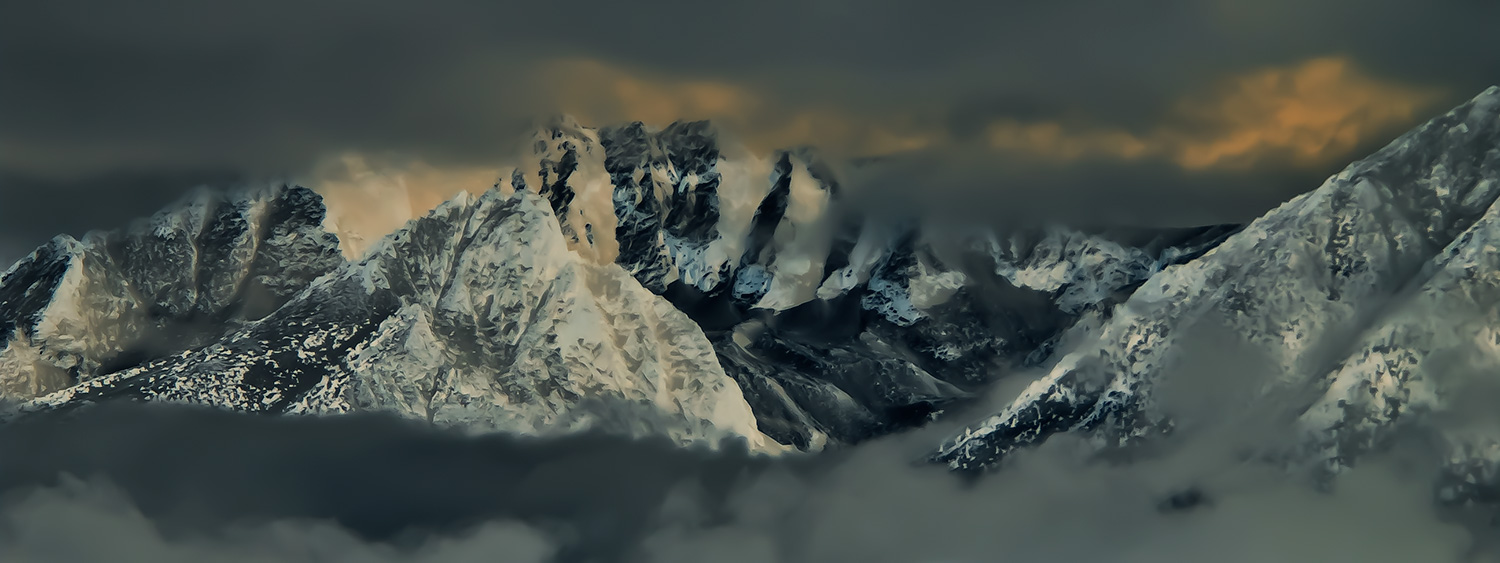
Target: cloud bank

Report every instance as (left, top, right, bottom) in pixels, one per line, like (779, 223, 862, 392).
(0, 388, 1492, 563)
(3, 0, 1499, 262)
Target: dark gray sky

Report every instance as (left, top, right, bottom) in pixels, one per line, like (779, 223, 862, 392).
(3, 0, 1499, 264)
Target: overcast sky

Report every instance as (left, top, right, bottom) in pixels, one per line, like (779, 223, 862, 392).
(3, 0, 1499, 264)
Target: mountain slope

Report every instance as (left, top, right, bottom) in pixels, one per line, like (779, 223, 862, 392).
(21, 189, 781, 450)
(933, 86, 1500, 497)
(0, 186, 342, 400)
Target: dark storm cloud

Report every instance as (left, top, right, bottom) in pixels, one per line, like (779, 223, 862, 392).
(0, 170, 247, 267)
(843, 146, 1329, 229)
(0, 405, 777, 562)
(2, 0, 1499, 255)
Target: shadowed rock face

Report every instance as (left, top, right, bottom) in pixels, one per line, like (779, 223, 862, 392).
(601, 121, 726, 295)
(0, 185, 343, 400)
(511, 118, 1242, 449)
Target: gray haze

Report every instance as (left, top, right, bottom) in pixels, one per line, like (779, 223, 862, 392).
(4, 0, 1500, 263)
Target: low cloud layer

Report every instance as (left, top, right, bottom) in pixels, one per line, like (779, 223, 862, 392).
(0, 391, 1492, 563)
(1, 478, 556, 563)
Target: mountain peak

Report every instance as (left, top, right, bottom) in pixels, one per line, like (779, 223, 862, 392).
(6, 113, 1243, 454)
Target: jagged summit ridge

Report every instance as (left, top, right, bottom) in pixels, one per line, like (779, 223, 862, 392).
(7, 115, 1241, 453)
(498, 118, 1237, 448)
(511, 118, 853, 311)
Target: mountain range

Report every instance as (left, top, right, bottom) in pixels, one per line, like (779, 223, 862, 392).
(4, 86, 1499, 505)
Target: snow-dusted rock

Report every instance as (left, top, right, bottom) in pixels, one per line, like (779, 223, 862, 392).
(975, 224, 1235, 315)
(933, 87, 1500, 487)
(0, 185, 342, 401)
(21, 190, 782, 452)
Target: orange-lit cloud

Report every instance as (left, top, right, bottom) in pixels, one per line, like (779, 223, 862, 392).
(538, 60, 759, 127)
(977, 56, 1443, 171)
(306, 56, 1446, 247)
(537, 59, 938, 157)
(543, 56, 1439, 174)
(309, 60, 949, 250)
(985, 120, 1150, 161)
(312, 153, 501, 258)
(1166, 56, 1443, 169)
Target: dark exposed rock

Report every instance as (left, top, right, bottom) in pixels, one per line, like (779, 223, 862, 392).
(0, 185, 342, 400)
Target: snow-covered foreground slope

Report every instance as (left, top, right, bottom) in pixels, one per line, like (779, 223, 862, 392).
(934, 87, 1500, 497)
(20, 189, 782, 451)
(0, 186, 342, 400)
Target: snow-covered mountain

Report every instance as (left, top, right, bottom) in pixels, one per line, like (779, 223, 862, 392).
(0, 117, 1233, 453)
(500, 116, 1235, 449)
(20, 189, 779, 450)
(17, 85, 1500, 497)
(934, 86, 1500, 502)
(0, 186, 343, 400)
